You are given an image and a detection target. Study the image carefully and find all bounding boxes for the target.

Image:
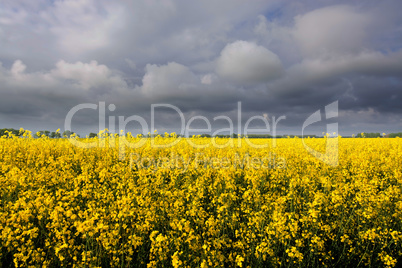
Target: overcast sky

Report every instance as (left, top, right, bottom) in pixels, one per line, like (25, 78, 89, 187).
(1, 0, 401, 136)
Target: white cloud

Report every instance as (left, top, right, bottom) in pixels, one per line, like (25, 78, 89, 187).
(1, 59, 129, 93)
(11, 60, 27, 76)
(254, 15, 270, 37)
(290, 50, 402, 82)
(43, 0, 125, 55)
(50, 60, 127, 90)
(141, 62, 198, 96)
(0, 1, 277, 68)
(254, 15, 291, 46)
(201, 74, 215, 85)
(293, 5, 371, 57)
(216, 40, 284, 84)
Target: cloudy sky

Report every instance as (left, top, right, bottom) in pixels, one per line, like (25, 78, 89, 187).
(1, 0, 401, 136)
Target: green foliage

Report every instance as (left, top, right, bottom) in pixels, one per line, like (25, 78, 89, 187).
(34, 130, 51, 138)
(356, 132, 381, 138)
(0, 128, 22, 137)
(50, 132, 61, 138)
(88, 132, 98, 138)
(388, 132, 402, 138)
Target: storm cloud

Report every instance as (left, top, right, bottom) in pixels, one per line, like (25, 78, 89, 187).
(0, 0, 401, 136)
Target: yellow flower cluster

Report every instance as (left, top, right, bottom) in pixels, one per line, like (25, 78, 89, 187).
(0, 132, 401, 267)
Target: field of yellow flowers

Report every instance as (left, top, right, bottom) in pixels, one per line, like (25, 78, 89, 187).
(1, 132, 402, 267)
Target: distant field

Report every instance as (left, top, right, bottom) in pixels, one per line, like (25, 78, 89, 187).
(1, 136, 401, 267)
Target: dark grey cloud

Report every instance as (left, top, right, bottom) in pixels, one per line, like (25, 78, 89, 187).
(0, 0, 401, 136)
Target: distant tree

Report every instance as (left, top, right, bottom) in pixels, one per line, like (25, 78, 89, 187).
(245, 134, 276, 139)
(18, 129, 25, 136)
(356, 132, 381, 138)
(0, 128, 21, 137)
(215, 134, 232, 138)
(34, 131, 45, 138)
(50, 132, 61, 138)
(388, 132, 402, 138)
(89, 133, 97, 138)
(63, 130, 74, 138)
(35, 130, 53, 138)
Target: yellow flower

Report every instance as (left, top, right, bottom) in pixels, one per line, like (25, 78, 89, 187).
(235, 255, 244, 267)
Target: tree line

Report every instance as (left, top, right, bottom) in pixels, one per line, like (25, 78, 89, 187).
(1, 128, 402, 138)
(0, 128, 77, 138)
(355, 132, 402, 138)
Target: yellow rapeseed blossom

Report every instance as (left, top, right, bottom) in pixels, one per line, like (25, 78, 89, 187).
(0, 133, 401, 267)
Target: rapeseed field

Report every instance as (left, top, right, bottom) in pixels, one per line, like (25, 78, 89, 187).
(1, 131, 401, 267)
